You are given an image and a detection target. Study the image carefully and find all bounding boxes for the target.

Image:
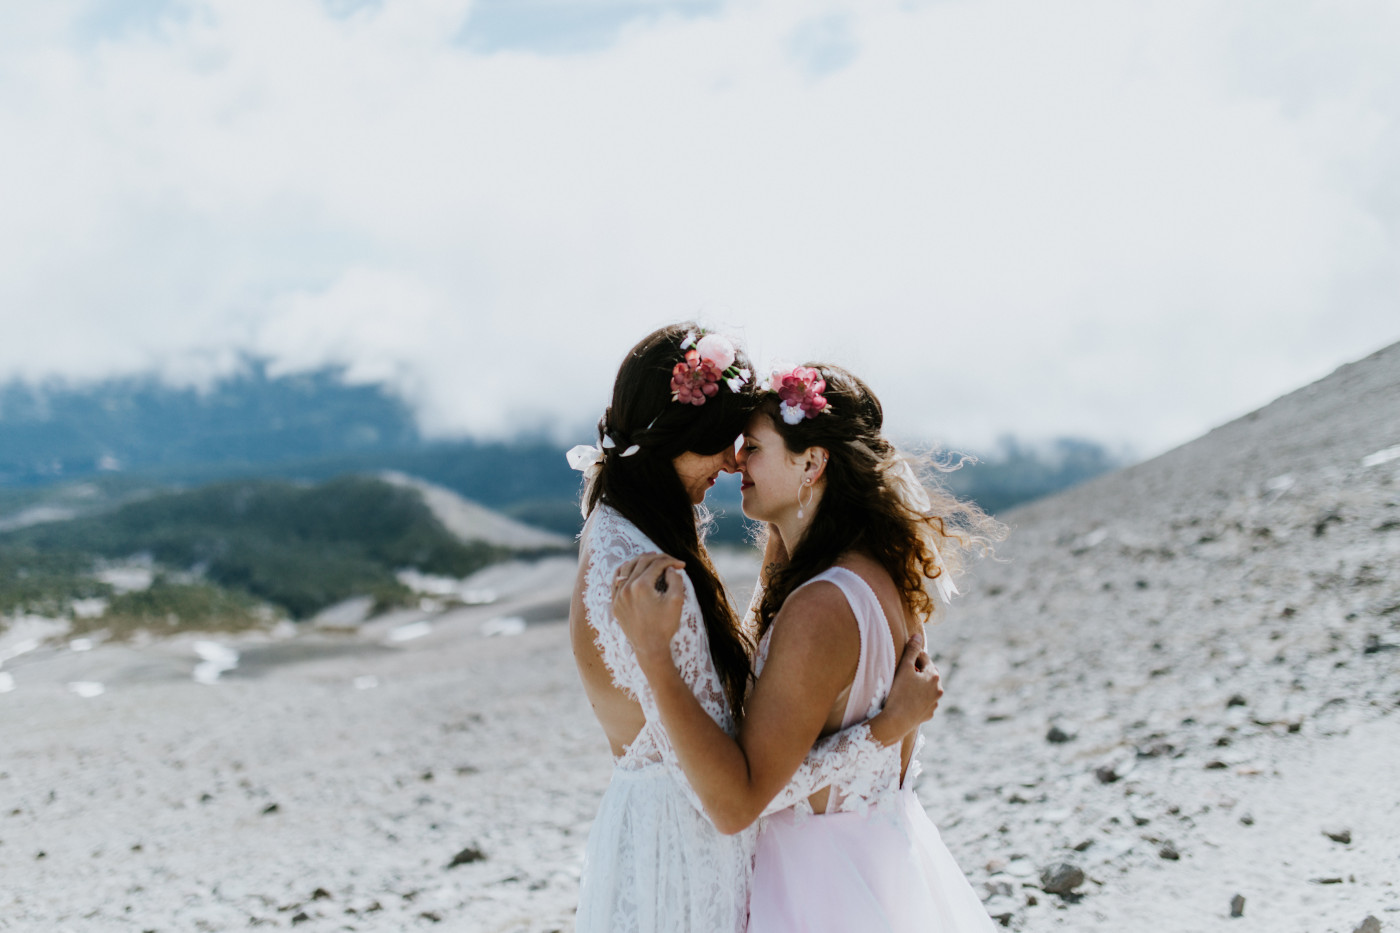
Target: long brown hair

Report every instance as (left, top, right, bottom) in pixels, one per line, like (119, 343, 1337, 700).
(583, 323, 756, 715)
(754, 364, 1003, 638)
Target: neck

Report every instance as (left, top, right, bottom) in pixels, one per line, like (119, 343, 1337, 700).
(773, 491, 820, 555)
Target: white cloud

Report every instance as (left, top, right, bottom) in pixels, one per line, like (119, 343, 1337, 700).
(1, 0, 1397, 456)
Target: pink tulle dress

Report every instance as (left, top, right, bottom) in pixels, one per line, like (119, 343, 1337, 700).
(747, 567, 997, 933)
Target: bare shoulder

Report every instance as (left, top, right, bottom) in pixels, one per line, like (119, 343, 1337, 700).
(767, 578, 859, 665)
(834, 551, 900, 600)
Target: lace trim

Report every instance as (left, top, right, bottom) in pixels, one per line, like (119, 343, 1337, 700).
(579, 505, 734, 783)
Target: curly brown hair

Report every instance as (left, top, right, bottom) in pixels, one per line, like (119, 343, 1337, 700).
(754, 364, 1003, 639)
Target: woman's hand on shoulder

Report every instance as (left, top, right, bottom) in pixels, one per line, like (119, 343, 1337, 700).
(611, 553, 687, 670)
(871, 631, 944, 745)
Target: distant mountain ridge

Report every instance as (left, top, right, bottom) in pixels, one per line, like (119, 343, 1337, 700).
(0, 360, 420, 484)
(0, 361, 1127, 539)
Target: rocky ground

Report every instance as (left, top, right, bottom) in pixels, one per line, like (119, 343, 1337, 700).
(2, 342, 1398, 932)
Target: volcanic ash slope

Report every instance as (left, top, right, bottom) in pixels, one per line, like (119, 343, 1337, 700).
(921, 341, 1400, 931)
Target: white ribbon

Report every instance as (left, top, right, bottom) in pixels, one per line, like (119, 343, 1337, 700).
(890, 459, 959, 604)
(566, 445, 604, 473)
(929, 539, 960, 605)
(565, 442, 640, 475)
(890, 459, 932, 513)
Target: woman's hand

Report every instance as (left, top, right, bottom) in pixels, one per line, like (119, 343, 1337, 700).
(870, 631, 944, 744)
(611, 553, 687, 670)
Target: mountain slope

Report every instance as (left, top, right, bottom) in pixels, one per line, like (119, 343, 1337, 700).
(921, 341, 1400, 931)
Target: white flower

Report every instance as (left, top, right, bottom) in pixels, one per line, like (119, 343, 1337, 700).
(779, 401, 805, 425)
(696, 333, 736, 372)
(680, 330, 698, 350)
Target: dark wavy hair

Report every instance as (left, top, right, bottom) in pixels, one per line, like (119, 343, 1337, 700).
(754, 363, 1003, 639)
(583, 323, 757, 716)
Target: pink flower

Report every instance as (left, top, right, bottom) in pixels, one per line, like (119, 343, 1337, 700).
(696, 334, 737, 372)
(769, 366, 830, 420)
(671, 349, 723, 405)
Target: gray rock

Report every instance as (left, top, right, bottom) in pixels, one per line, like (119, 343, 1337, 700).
(1324, 826, 1352, 844)
(1046, 724, 1076, 743)
(1354, 916, 1381, 933)
(448, 845, 486, 868)
(1094, 751, 1136, 783)
(1159, 844, 1180, 860)
(1039, 862, 1085, 896)
(1230, 894, 1245, 918)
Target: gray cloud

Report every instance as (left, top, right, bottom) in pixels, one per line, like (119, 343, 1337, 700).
(1, 0, 1397, 457)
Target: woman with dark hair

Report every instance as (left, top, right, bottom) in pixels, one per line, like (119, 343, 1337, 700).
(568, 330, 942, 933)
(613, 362, 1004, 932)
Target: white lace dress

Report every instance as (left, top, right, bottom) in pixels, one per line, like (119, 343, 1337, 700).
(575, 505, 889, 933)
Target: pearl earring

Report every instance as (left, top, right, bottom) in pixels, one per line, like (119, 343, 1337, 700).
(796, 479, 814, 519)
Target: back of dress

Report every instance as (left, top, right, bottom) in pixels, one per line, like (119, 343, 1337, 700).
(574, 503, 754, 933)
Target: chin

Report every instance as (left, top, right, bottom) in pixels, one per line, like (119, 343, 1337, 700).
(739, 496, 768, 523)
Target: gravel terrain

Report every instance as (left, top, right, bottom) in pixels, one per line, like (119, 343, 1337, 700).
(2, 342, 1397, 932)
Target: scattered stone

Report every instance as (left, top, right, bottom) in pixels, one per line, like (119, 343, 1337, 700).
(1204, 760, 1229, 770)
(1240, 813, 1254, 826)
(448, 845, 486, 868)
(1354, 916, 1381, 933)
(261, 803, 280, 815)
(1039, 862, 1085, 896)
(985, 880, 1014, 898)
(1159, 844, 1180, 860)
(987, 905, 1014, 927)
(311, 887, 331, 900)
(1314, 510, 1343, 536)
(419, 911, 443, 923)
(1071, 839, 1094, 852)
(1226, 694, 1248, 707)
(1311, 877, 1345, 885)
(1324, 827, 1353, 845)
(1046, 724, 1076, 743)
(1094, 751, 1136, 783)
(290, 911, 310, 924)
(1363, 634, 1394, 654)
(1230, 894, 1245, 918)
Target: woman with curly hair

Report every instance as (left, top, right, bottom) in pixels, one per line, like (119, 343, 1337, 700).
(613, 362, 1003, 932)
(569, 331, 943, 933)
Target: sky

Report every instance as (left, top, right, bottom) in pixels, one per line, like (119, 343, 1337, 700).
(2, 0, 1398, 457)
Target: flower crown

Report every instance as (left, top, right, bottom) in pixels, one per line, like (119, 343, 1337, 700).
(671, 331, 751, 406)
(566, 330, 751, 478)
(763, 365, 832, 425)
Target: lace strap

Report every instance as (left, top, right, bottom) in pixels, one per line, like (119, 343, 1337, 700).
(579, 508, 654, 701)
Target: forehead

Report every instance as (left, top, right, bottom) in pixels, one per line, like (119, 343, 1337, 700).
(743, 412, 782, 442)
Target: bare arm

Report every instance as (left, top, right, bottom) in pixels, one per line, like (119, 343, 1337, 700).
(613, 554, 942, 834)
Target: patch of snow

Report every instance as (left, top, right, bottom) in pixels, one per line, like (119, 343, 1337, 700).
(386, 621, 433, 643)
(481, 616, 526, 638)
(71, 598, 108, 619)
(1361, 445, 1400, 468)
(192, 642, 239, 685)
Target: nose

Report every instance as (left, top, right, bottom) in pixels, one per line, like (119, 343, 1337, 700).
(734, 439, 748, 470)
(720, 446, 739, 473)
